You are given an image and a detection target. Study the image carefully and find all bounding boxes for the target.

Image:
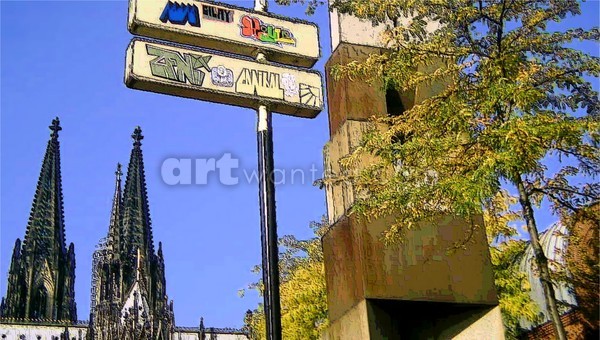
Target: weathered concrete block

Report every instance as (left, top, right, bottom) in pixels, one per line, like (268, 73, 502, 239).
(321, 300, 370, 340)
(321, 300, 504, 339)
(322, 213, 498, 323)
(324, 44, 389, 136)
(323, 120, 375, 224)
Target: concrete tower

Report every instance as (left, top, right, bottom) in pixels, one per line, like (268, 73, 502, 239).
(321, 4, 505, 339)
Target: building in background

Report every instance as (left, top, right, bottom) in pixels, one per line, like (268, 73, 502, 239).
(0, 119, 249, 340)
(0, 118, 77, 324)
(520, 212, 599, 339)
(519, 223, 577, 331)
(88, 127, 174, 340)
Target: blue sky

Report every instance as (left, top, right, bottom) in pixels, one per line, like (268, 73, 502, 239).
(1, 0, 332, 329)
(1, 0, 598, 331)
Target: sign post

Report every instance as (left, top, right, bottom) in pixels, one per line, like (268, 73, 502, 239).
(256, 104, 282, 340)
(254, 0, 281, 340)
(125, 0, 322, 338)
(255, 3, 281, 340)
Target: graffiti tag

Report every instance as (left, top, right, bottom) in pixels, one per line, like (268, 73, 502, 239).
(235, 68, 284, 100)
(146, 45, 212, 86)
(211, 65, 234, 87)
(160, 1, 200, 27)
(280, 73, 298, 98)
(240, 15, 296, 47)
(202, 4, 233, 23)
(299, 83, 321, 107)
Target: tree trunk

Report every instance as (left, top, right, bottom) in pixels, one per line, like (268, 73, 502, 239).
(515, 176, 567, 340)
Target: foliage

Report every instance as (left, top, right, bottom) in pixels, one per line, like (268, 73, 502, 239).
(274, 0, 325, 15)
(484, 190, 539, 339)
(242, 218, 329, 340)
(324, 0, 599, 338)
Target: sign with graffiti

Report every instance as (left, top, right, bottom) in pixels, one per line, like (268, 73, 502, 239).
(128, 0, 320, 68)
(159, 1, 200, 27)
(125, 39, 323, 118)
(240, 15, 295, 46)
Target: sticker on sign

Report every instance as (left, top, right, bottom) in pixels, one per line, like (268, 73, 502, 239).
(128, 0, 320, 68)
(125, 39, 324, 118)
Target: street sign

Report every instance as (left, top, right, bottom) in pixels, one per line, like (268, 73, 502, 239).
(125, 38, 324, 118)
(128, 0, 320, 68)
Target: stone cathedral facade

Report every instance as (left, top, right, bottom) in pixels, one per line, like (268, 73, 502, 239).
(0, 119, 248, 340)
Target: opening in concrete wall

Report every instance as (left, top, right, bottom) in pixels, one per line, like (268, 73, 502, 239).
(367, 299, 496, 339)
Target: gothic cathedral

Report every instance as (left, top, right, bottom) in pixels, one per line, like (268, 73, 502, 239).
(1, 118, 77, 323)
(87, 127, 174, 339)
(0, 119, 248, 340)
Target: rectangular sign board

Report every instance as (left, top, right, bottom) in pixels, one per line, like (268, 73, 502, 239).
(125, 39, 324, 118)
(128, 0, 320, 68)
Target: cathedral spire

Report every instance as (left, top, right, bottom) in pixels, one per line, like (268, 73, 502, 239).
(2, 239, 24, 317)
(2, 117, 76, 321)
(121, 127, 155, 261)
(88, 128, 174, 339)
(108, 163, 123, 253)
(22, 117, 67, 257)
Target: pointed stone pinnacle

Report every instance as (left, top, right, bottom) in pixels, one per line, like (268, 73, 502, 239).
(132, 126, 144, 146)
(49, 117, 62, 139)
(116, 163, 123, 181)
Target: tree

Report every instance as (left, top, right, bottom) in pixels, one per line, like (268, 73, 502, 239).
(322, 1, 599, 339)
(274, 0, 324, 15)
(242, 218, 329, 340)
(484, 190, 539, 338)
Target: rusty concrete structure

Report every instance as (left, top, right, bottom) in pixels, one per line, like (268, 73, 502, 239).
(320, 4, 505, 339)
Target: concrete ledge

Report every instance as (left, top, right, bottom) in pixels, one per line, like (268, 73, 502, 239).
(322, 213, 498, 322)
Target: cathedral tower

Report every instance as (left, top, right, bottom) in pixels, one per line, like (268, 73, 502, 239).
(89, 127, 173, 340)
(0, 117, 77, 322)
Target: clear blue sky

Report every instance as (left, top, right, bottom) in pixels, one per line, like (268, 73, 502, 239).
(1, 0, 598, 331)
(1, 0, 332, 329)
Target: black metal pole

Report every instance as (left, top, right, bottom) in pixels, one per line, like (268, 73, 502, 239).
(257, 105, 282, 340)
